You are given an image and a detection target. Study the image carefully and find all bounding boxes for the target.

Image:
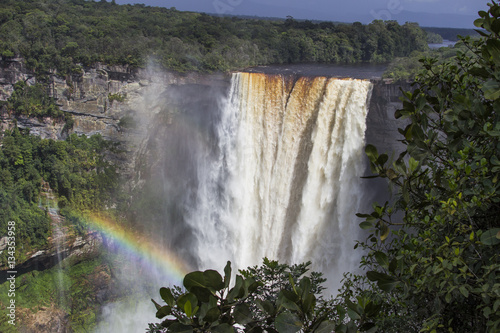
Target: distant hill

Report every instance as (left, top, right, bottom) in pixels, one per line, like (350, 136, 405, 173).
(422, 27, 480, 41)
(181, 1, 479, 29)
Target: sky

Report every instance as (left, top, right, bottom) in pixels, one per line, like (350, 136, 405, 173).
(115, 0, 490, 28)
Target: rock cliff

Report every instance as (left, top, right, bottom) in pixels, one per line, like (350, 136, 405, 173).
(0, 58, 406, 163)
(0, 58, 227, 141)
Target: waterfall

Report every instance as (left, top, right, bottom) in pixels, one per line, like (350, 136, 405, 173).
(188, 72, 372, 291)
(93, 71, 374, 331)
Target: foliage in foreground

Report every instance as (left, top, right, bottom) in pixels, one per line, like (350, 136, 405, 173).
(149, 2, 500, 332)
(354, 2, 500, 332)
(149, 259, 357, 333)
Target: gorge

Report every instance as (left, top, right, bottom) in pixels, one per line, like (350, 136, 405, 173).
(0, 62, 406, 332)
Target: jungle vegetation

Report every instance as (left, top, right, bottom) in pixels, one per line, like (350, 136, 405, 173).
(0, 127, 119, 262)
(0, 0, 431, 75)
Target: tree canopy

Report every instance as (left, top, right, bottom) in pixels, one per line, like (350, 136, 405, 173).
(0, 0, 429, 74)
(0, 127, 119, 262)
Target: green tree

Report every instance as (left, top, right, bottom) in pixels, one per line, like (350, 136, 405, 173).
(149, 260, 343, 333)
(351, 2, 500, 332)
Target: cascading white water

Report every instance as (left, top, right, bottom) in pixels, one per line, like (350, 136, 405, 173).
(189, 72, 372, 291)
(93, 71, 374, 332)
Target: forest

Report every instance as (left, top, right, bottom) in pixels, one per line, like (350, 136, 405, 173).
(0, 126, 119, 263)
(0, 0, 432, 75)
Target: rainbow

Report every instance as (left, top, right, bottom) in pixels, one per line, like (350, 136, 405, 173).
(83, 213, 192, 285)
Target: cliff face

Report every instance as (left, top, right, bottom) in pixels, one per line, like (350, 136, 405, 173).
(0, 58, 229, 188)
(0, 59, 407, 155)
(0, 58, 228, 142)
(366, 80, 412, 155)
(0, 60, 408, 206)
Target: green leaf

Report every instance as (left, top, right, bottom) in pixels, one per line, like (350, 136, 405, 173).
(378, 278, 399, 292)
(459, 286, 469, 298)
(160, 319, 177, 329)
(377, 153, 388, 166)
(177, 293, 198, 315)
(278, 290, 301, 312)
(299, 277, 312, 298)
(380, 223, 390, 241)
(197, 303, 209, 322)
(482, 80, 500, 100)
(227, 275, 244, 301)
(234, 304, 253, 325)
(361, 323, 378, 333)
(302, 293, 316, 314)
(480, 228, 500, 245)
(411, 124, 425, 142)
(208, 295, 218, 308)
(366, 271, 399, 292)
(445, 291, 452, 303)
(203, 306, 221, 323)
(203, 269, 225, 291)
(152, 298, 162, 311)
(478, 10, 488, 18)
(244, 277, 260, 295)
(256, 299, 275, 316)
(315, 320, 337, 333)
(336, 305, 346, 322)
(469, 66, 490, 78)
(183, 271, 205, 291)
(359, 221, 373, 230)
(336, 323, 348, 333)
(190, 286, 212, 303)
(365, 144, 379, 162)
(156, 305, 172, 319)
(486, 39, 500, 63)
(493, 299, 500, 312)
(374, 251, 390, 268)
(365, 302, 382, 317)
(347, 308, 361, 321)
(160, 287, 175, 307)
(389, 259, 399, 274)
(244, 324, 264, 333)
(168, 323, 194, 333)
(184, 300, 193, 317)
(275, 312, 303, 333)
(346, 320, 358, 333)
(408, 157, 419, 172)
(183, 270, 224, 292)
(281, 289, 300, 303)
(483, 306, 492, 318)
(474, 18, 484, 28)
(211, 323, 235, 333)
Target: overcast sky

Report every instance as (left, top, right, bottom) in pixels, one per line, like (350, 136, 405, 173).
(116, 0, 489, 28)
